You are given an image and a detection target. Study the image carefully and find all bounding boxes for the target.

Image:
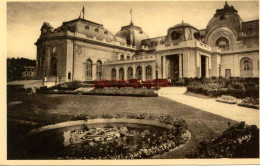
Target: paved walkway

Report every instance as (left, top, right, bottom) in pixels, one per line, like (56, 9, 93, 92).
(158, 87, 259, 126)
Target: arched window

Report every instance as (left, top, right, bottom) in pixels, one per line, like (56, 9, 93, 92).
(85, 59, 92, 80)
(215, 37, 229, 49)
(127, 67, 133, 79)
(146, 65, 152, 80)
(136, 66, 142, 80)
(119, 68, 124, 80)
(120, 55, 124, 60)
(51, 58, 57, 76)
(111, 68, 116, 80)
(240, 57, 253, 77)
(127, 56, 130, 60)
(96, 60, 102, 81)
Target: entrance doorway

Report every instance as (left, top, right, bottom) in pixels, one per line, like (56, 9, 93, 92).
(201, 56, 206, 78)
(167, 55, 179, 79)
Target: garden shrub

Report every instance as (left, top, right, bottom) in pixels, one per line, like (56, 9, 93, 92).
(186, 77, 259, 99)
(187, 122, 259, 158)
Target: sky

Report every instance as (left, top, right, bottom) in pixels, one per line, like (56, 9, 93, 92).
(7, 1, 259, 60)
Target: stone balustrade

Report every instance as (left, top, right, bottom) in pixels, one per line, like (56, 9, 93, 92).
(104, 56, 156, 65)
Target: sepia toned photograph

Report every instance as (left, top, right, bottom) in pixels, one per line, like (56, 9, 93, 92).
(5, 0, 260, 162)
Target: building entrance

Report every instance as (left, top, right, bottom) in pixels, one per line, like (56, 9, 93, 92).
(201, 56, 206, 77)
(167, 55, 179, 79)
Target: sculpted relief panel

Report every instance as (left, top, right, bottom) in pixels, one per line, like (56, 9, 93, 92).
(206, 26, 237, 47)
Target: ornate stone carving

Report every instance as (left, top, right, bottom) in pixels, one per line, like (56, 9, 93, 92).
(40, 22, 54, 35)
(77, 46, 82, 55)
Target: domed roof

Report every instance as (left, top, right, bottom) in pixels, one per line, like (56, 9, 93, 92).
(115, 22, 149, 48)
(169, 22, 198, 30)
(206, 2, 243, 34)
(56, 18, 117, 42)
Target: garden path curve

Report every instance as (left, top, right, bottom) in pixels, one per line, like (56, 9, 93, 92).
(159, 87, 259, 127)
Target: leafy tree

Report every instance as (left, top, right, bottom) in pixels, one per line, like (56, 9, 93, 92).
(7, 57, 36, 81)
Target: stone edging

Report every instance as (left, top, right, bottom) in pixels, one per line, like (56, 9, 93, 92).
(28, 118, 174, 135)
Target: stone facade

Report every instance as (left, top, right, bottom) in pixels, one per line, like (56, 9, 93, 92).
(35, 2, 259, 83)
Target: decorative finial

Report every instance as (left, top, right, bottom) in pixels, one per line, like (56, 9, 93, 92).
(79, 11, 81, 19)
(82, 6, 85, 19)
(79, 6, 85, 19)
(130, 8, 133, 25)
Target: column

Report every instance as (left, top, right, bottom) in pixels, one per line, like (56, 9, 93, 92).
(209, 55, 212, 77)
(196, 53, 201, 77)
(133, 63, 136, 79)
(205, 56, 209, 78)
(116, 66, 119, 80)
(142, 63, 145, 81)
(179, 54, 183, 78)
(163, 56, 166, 78)
(124, 64, 127, 81)
(92, 63, 97, 80)
(46, 47, 51, 76)
(153, 63, 156, 79)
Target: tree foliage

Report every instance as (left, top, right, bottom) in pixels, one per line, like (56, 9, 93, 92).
(7, 57, 36, 81)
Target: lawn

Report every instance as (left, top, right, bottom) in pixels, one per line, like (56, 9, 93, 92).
(7, 93, 236, 159)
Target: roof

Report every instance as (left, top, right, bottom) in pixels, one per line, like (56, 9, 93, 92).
(63, 18, 103, 27)
(116, 22, 149, 48)
(169, 22, 198, 30)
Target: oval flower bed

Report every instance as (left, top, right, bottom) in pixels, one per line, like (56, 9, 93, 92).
(237, 97, 259, 109)
(216, 95, 237, 104)
(27, 113, 190, 159)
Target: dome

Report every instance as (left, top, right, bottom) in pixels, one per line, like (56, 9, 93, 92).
(115, 22, 149, 48)
(206, 2, 243, 34)
(169, 22, 198, 30)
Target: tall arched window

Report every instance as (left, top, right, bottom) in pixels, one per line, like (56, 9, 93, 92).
(111, 68, 116, 80)
(136, 66, 142, 80)
(96, 60, 102, 81)
(85, 59, 92, 80)
(240, 57, 253, 77)
(51, 58, 57, 76)
(127, 67, 133, 79)
(119, 68, 124, 80)
(215, 37, 229, 49)
(146, 65, 152, 80)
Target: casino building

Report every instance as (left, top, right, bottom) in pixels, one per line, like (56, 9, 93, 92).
(35, 2, 259, 84)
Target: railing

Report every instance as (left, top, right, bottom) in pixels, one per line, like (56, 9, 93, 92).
(104, 56, 156, 64)
(239, 32, 259, 37)
(156, 40, 212, 52)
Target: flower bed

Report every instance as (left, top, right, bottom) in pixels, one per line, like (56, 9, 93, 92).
(187, 77, 259, 99)
(71, 113, 189, 159)
(237, 97, 259, 109)
(186, 122, 259, 158)
(27, 113, 189, 159)
(82, 87, 158, 97)
(216, 95, 237, 104)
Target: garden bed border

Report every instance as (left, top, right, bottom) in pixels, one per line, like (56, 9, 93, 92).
(28, 118, 174, 135)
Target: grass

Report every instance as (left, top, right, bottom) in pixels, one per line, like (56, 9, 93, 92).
(7, 93, 236, 159)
